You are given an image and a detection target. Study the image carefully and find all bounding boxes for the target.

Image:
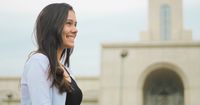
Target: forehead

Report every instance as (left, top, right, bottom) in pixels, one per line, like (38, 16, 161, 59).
(67, 10, 76, 21)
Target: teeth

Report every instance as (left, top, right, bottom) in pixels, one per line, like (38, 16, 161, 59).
(66, 36, 74, 39)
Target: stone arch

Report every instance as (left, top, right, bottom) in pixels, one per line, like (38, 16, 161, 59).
(137, 62, 189, 105)
(143, 69, 183, 105)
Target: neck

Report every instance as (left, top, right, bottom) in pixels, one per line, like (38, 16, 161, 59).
(57, 47, 63, 62)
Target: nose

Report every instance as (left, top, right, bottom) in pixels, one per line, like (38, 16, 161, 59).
(72, 26, 78, 34)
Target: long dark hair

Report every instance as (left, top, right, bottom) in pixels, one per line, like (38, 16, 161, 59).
(34, 3, 74, 94)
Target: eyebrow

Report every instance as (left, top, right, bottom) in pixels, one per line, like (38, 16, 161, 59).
(66, 19, 77, 24)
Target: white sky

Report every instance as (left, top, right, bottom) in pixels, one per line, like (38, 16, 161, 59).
(0, 0, 200, 76)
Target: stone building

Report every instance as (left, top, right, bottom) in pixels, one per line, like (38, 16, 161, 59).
(100, 0, 200, 105)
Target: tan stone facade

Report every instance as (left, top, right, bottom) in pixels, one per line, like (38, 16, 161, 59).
(76, 76, 99, 105)
(100, 0, 200, 105)
(0, 77, 20, 105)
(101, 42, 200, 105)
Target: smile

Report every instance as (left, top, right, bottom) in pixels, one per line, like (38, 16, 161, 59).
(66, 35, 75, 40)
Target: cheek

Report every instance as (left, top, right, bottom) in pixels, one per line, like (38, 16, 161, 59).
(61, 32, 70, 43)
(61, 28, 68, 40)
(61, 34, 68, 44)
(63, 25, 70, 34)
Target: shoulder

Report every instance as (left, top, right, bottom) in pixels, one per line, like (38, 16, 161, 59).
(21, 53, 50, 83)
(25, 53, 49, 71)
(26, 53, 49, 65)
(27, 53, 49, 63)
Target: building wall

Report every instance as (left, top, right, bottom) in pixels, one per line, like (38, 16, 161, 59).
(0, 77, 20, 105)
(76, 76, 100, 105)
(100, 42, 200, 105)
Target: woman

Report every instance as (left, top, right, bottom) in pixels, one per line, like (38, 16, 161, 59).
(21, 3, 82, 105)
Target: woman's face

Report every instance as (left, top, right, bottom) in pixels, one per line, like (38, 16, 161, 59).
(61, 10, 78, 48)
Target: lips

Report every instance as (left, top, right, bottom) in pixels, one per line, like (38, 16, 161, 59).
(66, 35, 75, 40)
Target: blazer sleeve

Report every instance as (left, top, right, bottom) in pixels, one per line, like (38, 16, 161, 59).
(26, 57, 52, 105)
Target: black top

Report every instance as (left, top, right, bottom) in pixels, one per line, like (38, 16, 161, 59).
(65, 71, 83, 105)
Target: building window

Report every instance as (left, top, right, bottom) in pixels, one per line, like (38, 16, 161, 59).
(160, 4, 171, 40)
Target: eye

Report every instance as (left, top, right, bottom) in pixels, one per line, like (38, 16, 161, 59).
(75, 22, 77, 27)
(65, 20, 77, 27)
(65, 21, 72, 25)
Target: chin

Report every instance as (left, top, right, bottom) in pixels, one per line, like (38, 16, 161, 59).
(62, 43, 74, 49)
(66, 45, 74, 48)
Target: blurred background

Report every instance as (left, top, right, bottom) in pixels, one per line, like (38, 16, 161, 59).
(0, 0, 200, 105)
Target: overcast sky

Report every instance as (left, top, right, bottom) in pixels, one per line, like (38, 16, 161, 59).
(0, 0, 200, 77)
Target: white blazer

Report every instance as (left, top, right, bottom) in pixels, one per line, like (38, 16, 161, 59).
(21, 53, 74, 105)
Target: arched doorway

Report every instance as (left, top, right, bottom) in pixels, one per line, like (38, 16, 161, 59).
(143, 69, 184, 105)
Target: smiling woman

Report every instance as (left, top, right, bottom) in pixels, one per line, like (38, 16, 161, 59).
(20, 3, 82, 105)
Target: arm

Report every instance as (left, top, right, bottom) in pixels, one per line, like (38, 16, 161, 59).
(26, 58, 52, 105)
